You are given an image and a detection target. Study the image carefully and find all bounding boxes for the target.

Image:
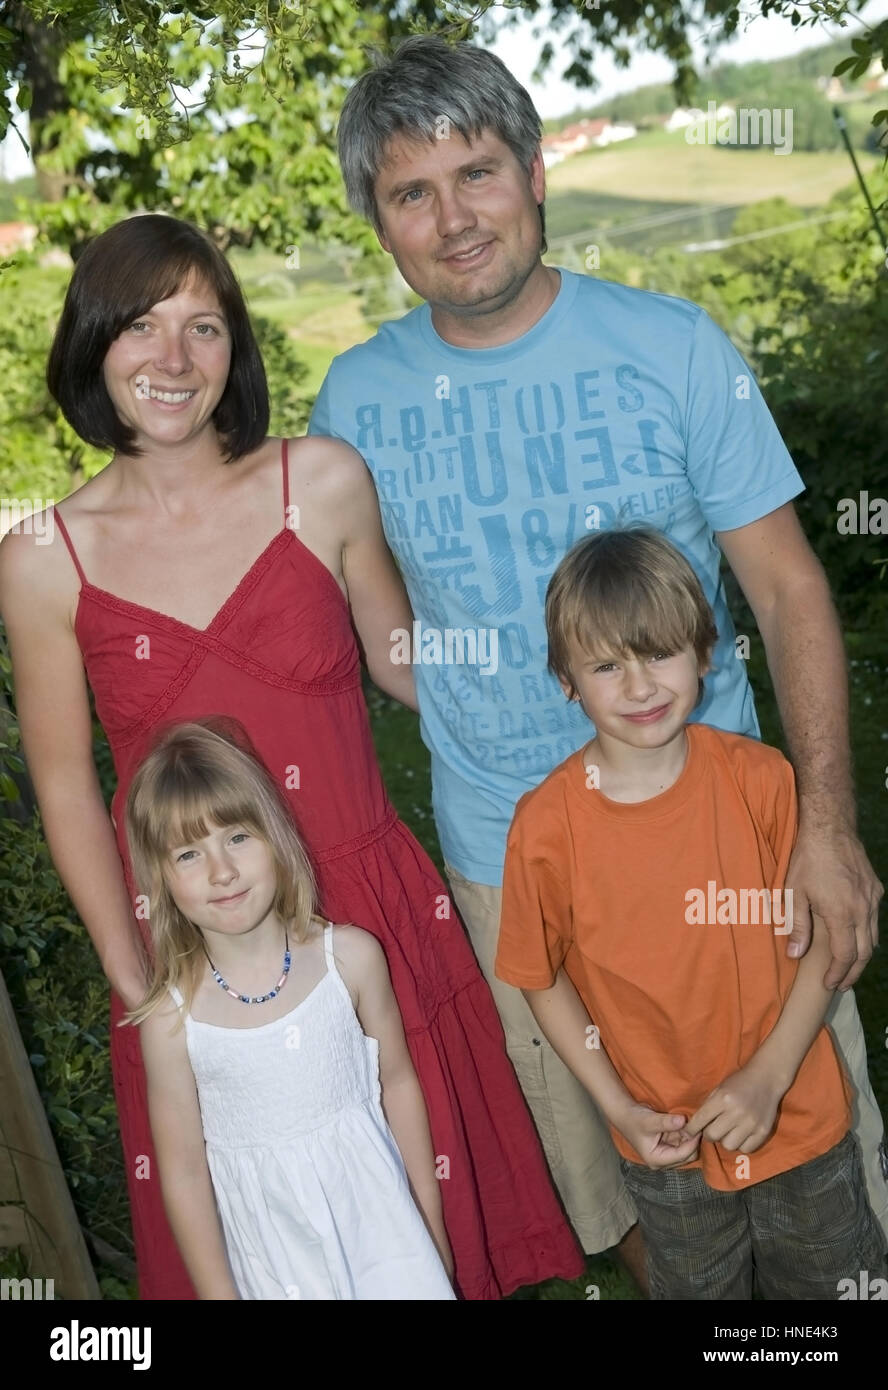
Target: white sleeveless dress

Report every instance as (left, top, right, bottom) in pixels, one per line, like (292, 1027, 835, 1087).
(170, 924, 455, 1300)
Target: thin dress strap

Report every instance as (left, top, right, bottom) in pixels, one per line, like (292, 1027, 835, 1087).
(323, 922, 336, 974)
(168, 983, 185, 1009)
(281, 437, 290, 519)
(52, 508, 88, 586)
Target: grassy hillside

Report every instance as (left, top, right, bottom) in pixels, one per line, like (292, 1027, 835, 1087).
(545, 129, 878, 210)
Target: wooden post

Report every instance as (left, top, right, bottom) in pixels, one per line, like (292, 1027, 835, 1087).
(0, 967, 100, 1298)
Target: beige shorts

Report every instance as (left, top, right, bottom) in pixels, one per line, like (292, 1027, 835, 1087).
(445, 864, 888, 1253)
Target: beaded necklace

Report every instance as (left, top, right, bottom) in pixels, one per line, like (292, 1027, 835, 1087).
(202, 928, 291, 1005)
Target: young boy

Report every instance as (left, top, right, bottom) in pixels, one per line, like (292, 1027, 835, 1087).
(495, 527, 888, 1300)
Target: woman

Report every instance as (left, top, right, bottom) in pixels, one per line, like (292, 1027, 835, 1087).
(0, 215, 582, 1299)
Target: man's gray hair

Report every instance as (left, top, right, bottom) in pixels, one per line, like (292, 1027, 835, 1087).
(338, 35, 546, 244)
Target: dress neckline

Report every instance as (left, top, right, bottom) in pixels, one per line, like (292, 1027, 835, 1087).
(77, 527, 291, 638)
(186, 966, 338, 1034)
(73, 526, 349, 639)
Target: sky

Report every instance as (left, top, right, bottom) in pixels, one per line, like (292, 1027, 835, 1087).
(492, 0, 888, 118)
(2, 0, 888, 179)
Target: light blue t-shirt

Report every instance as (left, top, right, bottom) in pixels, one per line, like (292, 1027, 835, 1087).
(308, 269, 804, 885)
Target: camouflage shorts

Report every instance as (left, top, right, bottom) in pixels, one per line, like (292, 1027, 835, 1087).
(620, 1132, 888, 1300)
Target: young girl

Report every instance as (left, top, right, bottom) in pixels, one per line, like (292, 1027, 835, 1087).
(126, 719, 455, 1301)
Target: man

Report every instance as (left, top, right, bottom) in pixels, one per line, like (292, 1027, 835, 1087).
(308, 34, 886, 1284)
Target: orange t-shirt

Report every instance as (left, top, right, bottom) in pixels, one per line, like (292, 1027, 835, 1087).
(495, 723, 851, 1191)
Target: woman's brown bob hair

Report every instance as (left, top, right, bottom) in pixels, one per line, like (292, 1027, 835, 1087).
(46, 214, 269, 460)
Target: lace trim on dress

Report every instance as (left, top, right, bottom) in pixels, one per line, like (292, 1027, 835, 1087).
(312, 806, 399, 864)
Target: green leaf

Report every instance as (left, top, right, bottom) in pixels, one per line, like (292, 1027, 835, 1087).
(0, 773, 20, 801)
(17, 84, 32, 113)
(49, 1107, 81, 1130)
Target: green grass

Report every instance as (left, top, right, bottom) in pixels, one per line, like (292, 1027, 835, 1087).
(546, 127, 881, 212)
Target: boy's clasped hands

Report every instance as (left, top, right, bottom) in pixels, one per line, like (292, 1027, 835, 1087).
(619, 1053, 786, 1170)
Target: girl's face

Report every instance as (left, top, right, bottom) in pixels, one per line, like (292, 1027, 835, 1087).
(164, 821, 278, 941)
(102, 274, 232, 451)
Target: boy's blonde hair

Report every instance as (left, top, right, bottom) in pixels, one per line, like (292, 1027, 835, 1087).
(546, 527, 719, 697)
(124, 719, 317, 1025)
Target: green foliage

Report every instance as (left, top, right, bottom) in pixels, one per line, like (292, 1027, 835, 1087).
(718, 82, 839, 154)
(2, 2, 886, 261)
(255, 313, 314, 438)
(749, 251, 888, 625)
(613, 189, 888, 627)
(0, 808, 129, 1252)
(0, 259, 108, 502)
(0, 648, 27, 806)
(3, 1, 389, 255)
(1, 632, 127, 1257)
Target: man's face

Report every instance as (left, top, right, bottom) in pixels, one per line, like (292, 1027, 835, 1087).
(373, 127, 545, 317)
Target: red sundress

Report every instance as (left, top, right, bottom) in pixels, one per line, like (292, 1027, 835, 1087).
(51, 439, 584, 1300)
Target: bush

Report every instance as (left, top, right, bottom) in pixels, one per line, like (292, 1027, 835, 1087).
(626, 192, 888, 627)
(0, 636, 129, 1269)
(0, 809, 128, 1254)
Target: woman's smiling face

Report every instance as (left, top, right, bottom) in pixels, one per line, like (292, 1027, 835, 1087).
(102, 274, 232, 449)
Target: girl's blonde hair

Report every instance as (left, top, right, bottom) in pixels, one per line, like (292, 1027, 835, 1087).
(124, 719, 317, 1025)
(546, 526, 719, 698)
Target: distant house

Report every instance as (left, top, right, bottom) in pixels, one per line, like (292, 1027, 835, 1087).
(541, 116, 637, 166)
(664, 108, 700, 132)
(546, 128, 590, 157)
(597, 121, 637, 145)
(0, 222, 37, 255)
(666, 104, 735, 133)
(540, 139, 566, 169)
(863, 57, 888, 91)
